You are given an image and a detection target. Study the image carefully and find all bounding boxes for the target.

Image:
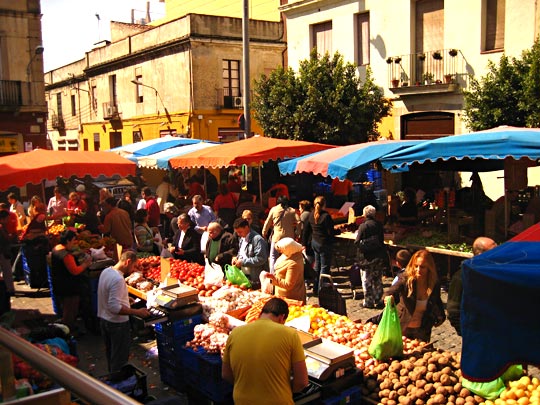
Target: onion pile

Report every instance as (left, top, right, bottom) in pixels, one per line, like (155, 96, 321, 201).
(184, 313, 231, 355)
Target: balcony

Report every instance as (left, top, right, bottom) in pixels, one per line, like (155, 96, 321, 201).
(215, 88, 245, 109)
(102, 102, 121, 120)
(51, 114, 65, 129)
(0, 80, 23, 108)
(387, 49, 466, 97)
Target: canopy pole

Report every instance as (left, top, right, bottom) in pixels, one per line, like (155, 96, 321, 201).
(258, 163, 263, 206)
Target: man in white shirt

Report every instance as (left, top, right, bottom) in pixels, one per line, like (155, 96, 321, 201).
(47, 187, 68, 222)
(97, 250, 149, 373)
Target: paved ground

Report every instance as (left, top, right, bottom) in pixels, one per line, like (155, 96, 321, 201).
(6, 261, 464, 404)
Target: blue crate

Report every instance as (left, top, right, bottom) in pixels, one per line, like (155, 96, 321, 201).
(180, 346, 232, 403)
(154, 314, 203, 343)
(321, 395, 342, 405)
(159, 362, 185, 391)
(340, 385, 362, 404)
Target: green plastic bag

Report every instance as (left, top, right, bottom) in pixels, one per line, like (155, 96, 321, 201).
(224, 264, 252, 289)
(368, 298, 403, 361)
(462, 365, 523, 400)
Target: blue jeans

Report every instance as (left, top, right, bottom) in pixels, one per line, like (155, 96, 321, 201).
(311, 239, 332, 292)
(100, 319, 131, 373)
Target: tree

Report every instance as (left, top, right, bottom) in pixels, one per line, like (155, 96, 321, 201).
(252, 50, 391, 145)
(463, 38, 540, 130)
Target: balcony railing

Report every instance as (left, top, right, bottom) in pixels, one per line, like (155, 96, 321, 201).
(387, 48, 466, 95)
(0, 80, 23, 107)
(51, 113, 65, 129)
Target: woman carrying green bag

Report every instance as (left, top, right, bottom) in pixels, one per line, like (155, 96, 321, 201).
(368, 296, 403, 361)
(383, 249, 444, 343)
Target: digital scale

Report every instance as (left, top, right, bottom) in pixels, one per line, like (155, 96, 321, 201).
(303, 338, 356, 382)
(154, 284, 199, 310)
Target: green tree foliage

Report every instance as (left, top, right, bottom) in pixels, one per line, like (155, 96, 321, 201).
(463, 38, 540, 130)
(252, 49, 391, 145)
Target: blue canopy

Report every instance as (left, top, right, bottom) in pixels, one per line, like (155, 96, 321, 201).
(278, 140, 422, 180)
(109, 135, 200, 158)
(380, 126, 540, 172)
(136, 141, 219, 170)
(461, 223, 540, 381)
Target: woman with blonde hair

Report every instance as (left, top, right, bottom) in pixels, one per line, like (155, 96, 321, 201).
(384, 249, 443, 342)
(301, 196, 339, 295)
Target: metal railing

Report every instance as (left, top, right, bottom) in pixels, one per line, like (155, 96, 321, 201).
(387, 48, 465, 88)
(0, 80, 23, 107)
(0, 327, 141, 404)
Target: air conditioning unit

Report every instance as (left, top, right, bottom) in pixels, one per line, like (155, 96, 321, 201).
(106, 105, 118, 117)
(233, 96, 243, 108)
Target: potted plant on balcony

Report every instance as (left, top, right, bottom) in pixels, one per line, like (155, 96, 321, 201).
(448, 49, 458, 57)
(432, 51, 443, 60)
(391, 78, 400, 88)
(422, 72, 434, 85)
(418, 53, 426, 62)
(444, 74, 454, 84)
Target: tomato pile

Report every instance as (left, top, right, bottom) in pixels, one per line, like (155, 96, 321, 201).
(134, 256, 220, 297)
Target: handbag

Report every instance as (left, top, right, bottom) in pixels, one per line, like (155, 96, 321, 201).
(368, 298, 404, 360)
(356, 234, 382, 253)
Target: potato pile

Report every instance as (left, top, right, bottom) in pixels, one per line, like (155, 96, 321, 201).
(363, 349, 485, 405)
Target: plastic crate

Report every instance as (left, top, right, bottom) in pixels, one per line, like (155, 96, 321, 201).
(180, 346, 233, 403)
(154, 314, 203, 343)
(98, 364, 147, 401)
(155, 332, 187, 366)
(340, 385, 362, 404)
(159, 362, 185, 391)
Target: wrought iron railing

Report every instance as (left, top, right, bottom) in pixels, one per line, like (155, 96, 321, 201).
(387, 48, 465, 88)
(0, 80, 23, 106)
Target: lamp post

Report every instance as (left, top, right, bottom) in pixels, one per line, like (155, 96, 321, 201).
(130, 79, 171, 123)
(26, 45, 44, 107)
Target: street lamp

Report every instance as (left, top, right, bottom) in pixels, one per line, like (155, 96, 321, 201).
(26, 45, 44, 76)
(130, 79, 171, 123)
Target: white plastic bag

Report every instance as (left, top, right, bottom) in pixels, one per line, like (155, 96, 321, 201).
(204, 258, 224, 288)
(90, 247, 108, 260)
(161, 246, 173, 258)
(260, 271, 273, 295)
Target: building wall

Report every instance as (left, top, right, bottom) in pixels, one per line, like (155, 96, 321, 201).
(44, 14, 286, 150)
(282, 0, 540, 140)
(0, 0, 47, 156)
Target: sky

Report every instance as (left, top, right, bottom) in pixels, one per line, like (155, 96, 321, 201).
(41, 0, 166, 72)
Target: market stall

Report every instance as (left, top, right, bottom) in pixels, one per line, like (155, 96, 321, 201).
(108, 135, 201, 161)
(169, 135, 335, 203)
(461, 222, 540, 382)
(0, 149, 136, 190)
(135, 141, 219, 170)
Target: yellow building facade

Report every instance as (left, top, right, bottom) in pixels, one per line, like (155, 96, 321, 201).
(45, 14, 286, 151)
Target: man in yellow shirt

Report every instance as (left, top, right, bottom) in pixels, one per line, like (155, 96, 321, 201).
(222, 297, 308, 405)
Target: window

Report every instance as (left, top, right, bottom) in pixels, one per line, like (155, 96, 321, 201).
(484, 0, 505, 51)
(109, 131, 122, 148)
(71, 94, 76, 116)
(415, 0, 444, 54)
(83, 139, 89, 151)
(91, 85, 97, 112)
(93, 132, 100, 151)
(311, 21, 332, 56)
(135, 74, 143, 103)
(56, 93, 63, 118)
(109, 74, 117, 107)
(160, 129, 177, 137)
(223, 60, 241, 108)
(133, 130, 143, 143)
(223, 60, 240, 97)
(356, 13, 370, 66)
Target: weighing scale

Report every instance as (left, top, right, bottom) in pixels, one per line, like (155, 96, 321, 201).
(303, 338, 356, 382)
(154, 284, 199, 310)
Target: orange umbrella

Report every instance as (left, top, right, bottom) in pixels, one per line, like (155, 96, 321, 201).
(169, 136, 335, 169)
(0, 149, 136, 190)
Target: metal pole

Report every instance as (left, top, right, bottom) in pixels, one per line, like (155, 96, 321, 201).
(0, 327, 140, 405)
(242, 0, 251, 138)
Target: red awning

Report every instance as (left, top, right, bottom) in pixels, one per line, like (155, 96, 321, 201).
(0, 149, 136, 190)
(169, 136, 335, 169)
